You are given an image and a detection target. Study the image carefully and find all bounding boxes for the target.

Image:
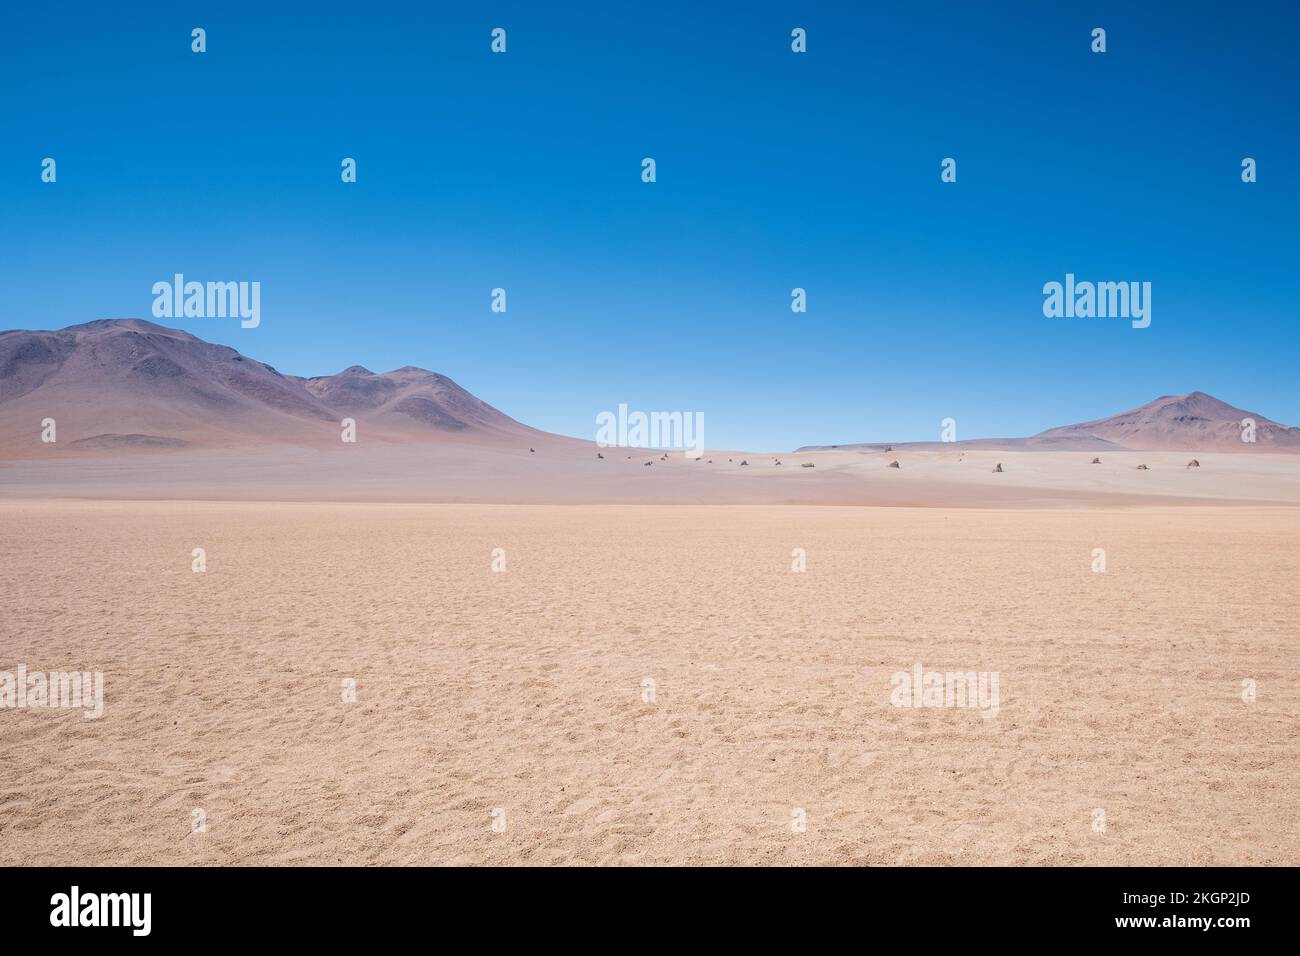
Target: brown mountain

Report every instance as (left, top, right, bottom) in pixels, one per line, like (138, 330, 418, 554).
(797, 391, 1300, 453)
(0, 319, 540, 455)
(1033, 391, 1300, 452)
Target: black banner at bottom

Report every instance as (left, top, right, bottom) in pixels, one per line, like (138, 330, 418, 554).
(0, 866, 1284, 942)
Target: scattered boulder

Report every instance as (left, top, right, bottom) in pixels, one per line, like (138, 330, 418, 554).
(529, 447, 535, 453)
(888, 460, 900, 468)
(740, 460, 749, 466)
(993, 463, 1003, 473)
(1186, 459, 1200, 469)
(1091, 457, 1101, 464)
(801, 462, 815, 468)
(596, 452, 604, 459)
(644, 460, 652, 466)
(1137, 464, 1149, 470)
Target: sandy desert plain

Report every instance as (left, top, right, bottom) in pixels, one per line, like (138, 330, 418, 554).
(1, 321, 1298, 866)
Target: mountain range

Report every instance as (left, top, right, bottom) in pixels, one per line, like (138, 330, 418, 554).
(2, 319, 1298, 457)
(0, 319, 541, 454)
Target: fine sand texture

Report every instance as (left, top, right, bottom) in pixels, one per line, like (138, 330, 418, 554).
(2, 500, 1297, 865)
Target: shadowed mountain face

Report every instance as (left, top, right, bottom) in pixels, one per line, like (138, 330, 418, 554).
(0, 319, 537, 453)
(1033, 392, 1300, 451)
(300, 365, 519, 433)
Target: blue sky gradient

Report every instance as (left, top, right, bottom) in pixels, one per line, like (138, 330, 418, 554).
(2, 1, 1297, 449)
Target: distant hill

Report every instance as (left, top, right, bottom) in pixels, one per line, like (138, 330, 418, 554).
(797, 391, 1300, 453)
(1032, 391, 1300, 451)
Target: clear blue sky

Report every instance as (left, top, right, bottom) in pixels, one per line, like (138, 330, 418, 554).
(2, 1, 1296, 450)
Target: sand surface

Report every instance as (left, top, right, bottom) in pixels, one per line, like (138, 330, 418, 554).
(2, 500, 1296, 865)
(4, 445, 1300, 507)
